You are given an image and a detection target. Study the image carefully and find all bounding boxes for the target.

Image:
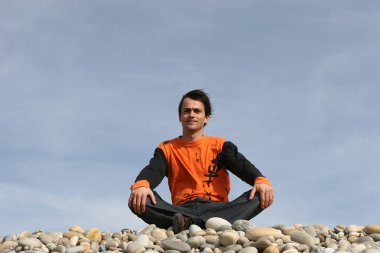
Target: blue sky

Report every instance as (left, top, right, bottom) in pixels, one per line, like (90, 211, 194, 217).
(1, 0, 379, 235)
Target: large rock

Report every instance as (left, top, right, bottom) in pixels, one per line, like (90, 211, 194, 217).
(161, 238, 191, 253)
(246, 227, 283, 241)
(219, 230, 239, 246)
(205, 217, 231, 231)
(18, 237, 43, 248)
(364, 225, 380, 234)
(290, 230, 314, 246)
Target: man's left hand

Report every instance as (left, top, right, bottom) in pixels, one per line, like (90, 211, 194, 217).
(249, 183, 274, 209)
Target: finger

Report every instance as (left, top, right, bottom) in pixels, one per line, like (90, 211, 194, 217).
(260, 190, 266, 209)
(141, 194, 146, 213)
(149, 190, 157, 205)
(249, 186, 256, 200)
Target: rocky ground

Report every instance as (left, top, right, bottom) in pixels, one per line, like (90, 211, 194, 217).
(1, 218, 380, 253)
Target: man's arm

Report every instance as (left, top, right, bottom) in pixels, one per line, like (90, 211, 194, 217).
(219, 141, 274, 209)
(129, 148, 168, 214)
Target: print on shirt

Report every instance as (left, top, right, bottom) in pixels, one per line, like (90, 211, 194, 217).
(202, 151, 224, 200)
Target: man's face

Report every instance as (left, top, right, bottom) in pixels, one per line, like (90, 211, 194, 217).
(179, 98, 209, 133)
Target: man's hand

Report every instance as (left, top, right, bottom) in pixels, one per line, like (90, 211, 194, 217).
(250, 183, 274, 209)
(128, 187, 156, 214)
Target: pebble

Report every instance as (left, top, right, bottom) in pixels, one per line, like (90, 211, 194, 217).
(18, 237, 43, 248)
(205, 218, 232, 231)
(2, 221, 380, 253)
(232, 220, 256, 232)
(219, 230, 239, 246)
(238, 246, 258, 253)
(246, 227, 283, 241)
(290, 230, 314, 246)
(161, 238, 191, 253)
(364, 225, 380, 234)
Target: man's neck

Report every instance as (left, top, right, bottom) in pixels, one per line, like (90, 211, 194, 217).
(181, 131, 205, 142)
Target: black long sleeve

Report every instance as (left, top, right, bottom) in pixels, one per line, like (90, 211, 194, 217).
(135, 148, 168, 189)
(219, 141, 264, 186)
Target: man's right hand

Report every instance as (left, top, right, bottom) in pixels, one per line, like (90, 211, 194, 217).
(128, 186, 156, 214)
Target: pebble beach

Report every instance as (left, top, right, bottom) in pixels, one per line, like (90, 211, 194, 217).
(1, 218, 380, 253)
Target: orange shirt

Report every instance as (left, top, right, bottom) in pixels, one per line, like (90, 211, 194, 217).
(159, 136, 229, 205)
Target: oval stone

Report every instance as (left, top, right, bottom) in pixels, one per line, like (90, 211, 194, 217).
(246, 227, 283, 241)
(364, 225, 380, 235)
(219, 230, 239, 246)
(161, 238, 191, 253)
(205, 217, 231, 231)
(238, 246, 258, 253)
(344, 225, 363, 234)
(152, 228, 167, 240)
(70, 225, 85, 234)
(232, 220, 256, 232)
(189, 224, 204, 237)
(127, 241, 145, 253)
(85, 228, 101, 242)
(65, 245, 85, 253)
(0, 241, 18, 252)
(186, 235, 205, 248)
(290, 230, 314, 246)
(263, 245, 280, 253)
(18, 237, 43, 248)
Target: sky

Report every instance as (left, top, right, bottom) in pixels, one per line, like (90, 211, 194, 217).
(1, 0, 379, 235)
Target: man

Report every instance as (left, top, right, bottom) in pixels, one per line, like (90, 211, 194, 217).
(129, 89, 274, 233)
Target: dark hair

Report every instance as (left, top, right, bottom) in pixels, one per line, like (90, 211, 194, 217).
(178, 89, 212, 117)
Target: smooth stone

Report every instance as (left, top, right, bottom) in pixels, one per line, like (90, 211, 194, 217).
(65, 246, 85, 253)
(219, 225, 233, 232)
(70, 225, 85, 234)
(105, 238, 119, 249)
(237, 246, 258, 253)
(127, 241, 146, 253)
(200, 244, 215, 251)
(282, 249, 298, 253)
(18, 237, 43, 248)
(253, 238, 272, 251)
(202, 247, 214, 253)
(303, 225, 317, 237)
(189, 225, 204, 237)
(290, 230, 314, 246)
(152, 228, 168, 241)
(162, 238, 191, 253)
(64, 232, 83, 239)
(204, 235, 218, 245)
(223, 244, 242, 252)
(138, 225, 156, 235)
(232, 220, 256, 232)
(175, 233, 188, 242)
(263, 245, 280, 253)
(205, 218, 232, 231)
(70, 236, 79, 246)
(313, 224, 330, 232)
(163, 250, 181, 253)
(219, 230, 239, 247)
(370, 234, 380, 242)
(135, 235, 150, 248)
(364, 249, 380, 253)
(246, 227, 283, 241)
(186, 236, 206, 248)
(0, 241, 18, 252)
(39, 233, 55, 244)
(53, 245, 66, 253)
(224, 250, 235, 253)
(85, 228, 101, 242)
(365, 225, 380, 235)
(345, 225, 363, 234)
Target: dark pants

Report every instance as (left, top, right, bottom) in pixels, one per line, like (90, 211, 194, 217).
(129, 190, 263, 229)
